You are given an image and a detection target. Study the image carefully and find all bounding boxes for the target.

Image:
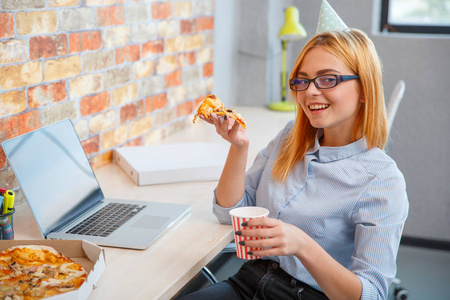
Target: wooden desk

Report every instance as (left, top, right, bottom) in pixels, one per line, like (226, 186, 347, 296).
(13, 106, 295, 299)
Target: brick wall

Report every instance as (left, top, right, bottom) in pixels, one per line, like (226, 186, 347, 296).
(0, 0, 215, 201)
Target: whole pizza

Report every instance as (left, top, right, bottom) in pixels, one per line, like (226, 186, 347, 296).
(0, 245, 88, 300)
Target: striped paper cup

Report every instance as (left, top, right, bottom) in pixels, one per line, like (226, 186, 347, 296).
(229, 206, 269, 260)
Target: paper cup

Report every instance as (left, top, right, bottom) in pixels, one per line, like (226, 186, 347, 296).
(229, 206, 269, 260)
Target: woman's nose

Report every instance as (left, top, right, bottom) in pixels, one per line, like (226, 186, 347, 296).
(305, 82, 322, 97)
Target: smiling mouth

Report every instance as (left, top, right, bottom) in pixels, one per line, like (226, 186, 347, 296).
(309, 104, 330, 111)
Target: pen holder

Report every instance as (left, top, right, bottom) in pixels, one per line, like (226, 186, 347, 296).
(0, 208, 15, 240)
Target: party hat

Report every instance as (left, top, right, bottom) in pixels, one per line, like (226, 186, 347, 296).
(316, 0, 348, 34)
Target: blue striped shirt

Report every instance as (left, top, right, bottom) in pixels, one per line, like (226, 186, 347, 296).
(213, 120, 409, 300)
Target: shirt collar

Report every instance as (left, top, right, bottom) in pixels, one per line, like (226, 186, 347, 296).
(306, 129, 368, 162)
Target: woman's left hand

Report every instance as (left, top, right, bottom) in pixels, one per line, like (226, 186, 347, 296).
(237, 217, 306, 257)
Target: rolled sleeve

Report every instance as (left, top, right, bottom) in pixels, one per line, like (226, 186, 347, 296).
(212, 189, 246, 224)
(351, 165, 409, 299)
(359, 275, 379, 300)
(211, 149, 267, 224)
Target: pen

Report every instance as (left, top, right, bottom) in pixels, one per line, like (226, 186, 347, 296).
(3, 190, 14, 215)
(0, 190, 14, 240)
(0, 216, 13, 240)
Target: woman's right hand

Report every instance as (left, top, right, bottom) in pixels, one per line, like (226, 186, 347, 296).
(203, 113, 249, 207)
(200, 113, 249, 149)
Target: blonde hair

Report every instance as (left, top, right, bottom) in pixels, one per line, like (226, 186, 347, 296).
(273, 29, 388, 182)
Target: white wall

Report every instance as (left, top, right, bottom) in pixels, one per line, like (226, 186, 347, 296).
(212, 0, 236, 106)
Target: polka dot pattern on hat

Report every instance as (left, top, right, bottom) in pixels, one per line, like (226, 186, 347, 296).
(316, 0, 348, 34)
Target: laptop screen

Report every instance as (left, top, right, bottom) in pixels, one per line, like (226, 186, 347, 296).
(3, 119, 105, 237)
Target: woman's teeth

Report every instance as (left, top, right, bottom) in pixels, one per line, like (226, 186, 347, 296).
(309, 104, 330, 111)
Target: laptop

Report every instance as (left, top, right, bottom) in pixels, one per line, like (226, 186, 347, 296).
(2, 119, 191, 250)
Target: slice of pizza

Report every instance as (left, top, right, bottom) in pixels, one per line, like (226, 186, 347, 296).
(0, 245, 88, 300)
(193, 95, 247, 129)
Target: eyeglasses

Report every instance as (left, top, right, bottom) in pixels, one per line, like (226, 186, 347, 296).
(289, 75, 359, 91)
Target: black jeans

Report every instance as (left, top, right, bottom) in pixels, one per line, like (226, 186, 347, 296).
(178, 259, 329, 300)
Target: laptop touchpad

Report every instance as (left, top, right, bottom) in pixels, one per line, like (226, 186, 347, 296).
(132, 215, 171, 229)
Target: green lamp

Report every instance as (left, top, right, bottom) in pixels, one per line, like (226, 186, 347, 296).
(269, 6, 307, 112)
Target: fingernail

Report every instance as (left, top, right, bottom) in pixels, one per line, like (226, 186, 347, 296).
(239, 241, 245, 246)
(247, 251, 253, 255)
(241, 222, 247, 226)
(224, 115, 228, 120)
(235, 231, 241, 236)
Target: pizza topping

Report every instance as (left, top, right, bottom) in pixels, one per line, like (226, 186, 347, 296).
(193, 95, 247, 129)
(0, 245, 88, 300)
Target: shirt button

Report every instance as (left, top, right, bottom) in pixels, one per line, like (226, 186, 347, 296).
(271, 262, 279, 269)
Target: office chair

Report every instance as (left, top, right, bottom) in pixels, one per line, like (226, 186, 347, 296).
(386, 80, 406, 134)
(385, 80, 406, 155)
(390, 223, 409, 300)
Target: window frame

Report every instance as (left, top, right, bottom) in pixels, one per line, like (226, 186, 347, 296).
(380, 0, 450, 34)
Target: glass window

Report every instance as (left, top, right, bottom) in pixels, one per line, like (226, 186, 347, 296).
(380, 0, 450, 34)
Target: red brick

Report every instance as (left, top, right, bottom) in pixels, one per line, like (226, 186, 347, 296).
(177, 101, 193, 117)
(124, 137, 142, 147)
(80, 91, 110, 117)
(116, 45, 140, 64)
(28, 81, 66, 108)
(142, 40, 164, 58)
(178, 52, 196, 67)
(96, 6, 125, 27)
(0, 13, 14, 38)
(180, 19, 197, 34)
(0, 148, 6, 169)
(0, 111, 41, 143)
(30, 34, 67, 60)
(69, 31, 101, 53)
(198, 17, 214, 31)
(120, 100, 143, 124)
(165, 70, 182, 88)
(152, 3, 172, 19)
(90, 150, 112, 170)
(203, 62, 214, 77)
(145, 93, 167, 112)
(82, 135, 99, 155)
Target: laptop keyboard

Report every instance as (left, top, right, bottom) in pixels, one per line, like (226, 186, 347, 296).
(66, 202, 146, 237)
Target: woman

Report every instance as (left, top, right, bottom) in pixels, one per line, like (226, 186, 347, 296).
(182, 29, 408, 300)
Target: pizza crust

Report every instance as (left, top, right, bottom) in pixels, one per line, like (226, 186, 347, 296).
(6, 245, 63, 257)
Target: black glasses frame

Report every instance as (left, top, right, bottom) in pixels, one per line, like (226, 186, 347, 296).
(289, 75, 359, 91)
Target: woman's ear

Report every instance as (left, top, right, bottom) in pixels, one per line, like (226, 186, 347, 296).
(359, 90, 365, 103)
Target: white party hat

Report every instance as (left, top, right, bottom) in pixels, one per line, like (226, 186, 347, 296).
(316, 0, 348, 34)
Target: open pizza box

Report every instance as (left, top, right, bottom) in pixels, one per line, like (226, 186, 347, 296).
(0, 239, 105, 300)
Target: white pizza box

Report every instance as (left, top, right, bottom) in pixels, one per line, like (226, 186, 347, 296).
(114, 142, 229, 185)
(0, 239, 105, 300)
